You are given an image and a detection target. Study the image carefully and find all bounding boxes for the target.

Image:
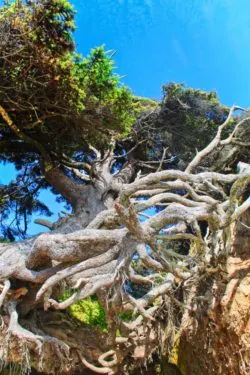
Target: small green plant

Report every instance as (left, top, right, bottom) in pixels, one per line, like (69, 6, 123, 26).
(118, 311, 134, 322)
(0, 238, 10, 243)
(59, 290, 107, 331)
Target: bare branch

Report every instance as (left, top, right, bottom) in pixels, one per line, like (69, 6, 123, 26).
(57, 154, 92, 173)
(157, 147, 169, 172)
(112, 139, 147, 160)
(136, 244, 164, 271)
(77, 351, 115, 375)
(98, 350, 117, 368)
(232, 197, 250, 222)
(45, 227, 122, 263)
(34, 219, 54, 230)
(221, 116, 250, 146)
(127, 294, 155, 321)
(0, 279, 11, 308)
(185, 105, 246, 173)
(134, 192, 205, 212)
(128, 266, 153, 285)
(131, 275, 175, 310)
(65, 166, 91, 182)
(120, 169, 237, 204)
(36, 245, 120, 301)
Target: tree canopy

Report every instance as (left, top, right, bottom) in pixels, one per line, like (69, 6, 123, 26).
(0, 0, 140, 238)
(0, 0, 138, 158)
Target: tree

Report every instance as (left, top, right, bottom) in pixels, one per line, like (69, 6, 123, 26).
(0, 0, 139, 239)
(0, 2, 250, 375)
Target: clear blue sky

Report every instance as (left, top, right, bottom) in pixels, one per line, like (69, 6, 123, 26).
(72, 0, 250, 106)
(1, 0, 250, 235)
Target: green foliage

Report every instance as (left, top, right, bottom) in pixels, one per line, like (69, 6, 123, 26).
(0, 238, 10, 243)
(59, 290, 107, 331)
(0, 0, 138, 162)
(31, 0, 76, 52)
(118, 311, 134, 322)
(0, 0, 138, 238)
(161, 83, 229, 154)
(133, 82, 229, 165)
(0, 166, 52, 240)
(71, 46, 138, 147)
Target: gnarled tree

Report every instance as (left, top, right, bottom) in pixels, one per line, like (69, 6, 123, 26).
(0, 1, 250, 375)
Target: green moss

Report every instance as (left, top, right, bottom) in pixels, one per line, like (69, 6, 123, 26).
(115, 328, 122, 337)
(168, 333, 186, 375)
(59, 290, 107, 332)
(118, 311, 134, 322)
(0, 239, 9, 243)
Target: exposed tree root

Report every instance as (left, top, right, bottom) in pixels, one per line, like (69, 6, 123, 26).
(0, 106, 249, 373)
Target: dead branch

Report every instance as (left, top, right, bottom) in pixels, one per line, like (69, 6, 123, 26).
(34, 219, 54, 230)
(77, 351, 115, 375)
(185, 106, 246, 173)
(98, 350, 117, 368)
(0, 280, 11, 308)
(36, 244, 121, 302)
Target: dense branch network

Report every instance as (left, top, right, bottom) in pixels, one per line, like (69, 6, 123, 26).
(0, 97, 249, 374)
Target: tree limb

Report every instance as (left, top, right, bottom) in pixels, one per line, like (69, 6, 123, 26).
(185, 105, 245, 173)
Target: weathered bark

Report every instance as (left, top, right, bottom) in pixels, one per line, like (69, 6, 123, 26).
(0, 107, 249, 374)
(170, 210, 250, 375)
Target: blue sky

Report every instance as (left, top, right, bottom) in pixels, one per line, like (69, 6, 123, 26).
(1, 0, 250, 235)
(72, 0, 250, 106)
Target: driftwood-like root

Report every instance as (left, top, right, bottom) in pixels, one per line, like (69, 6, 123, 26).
(0, 106, 249, 374)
